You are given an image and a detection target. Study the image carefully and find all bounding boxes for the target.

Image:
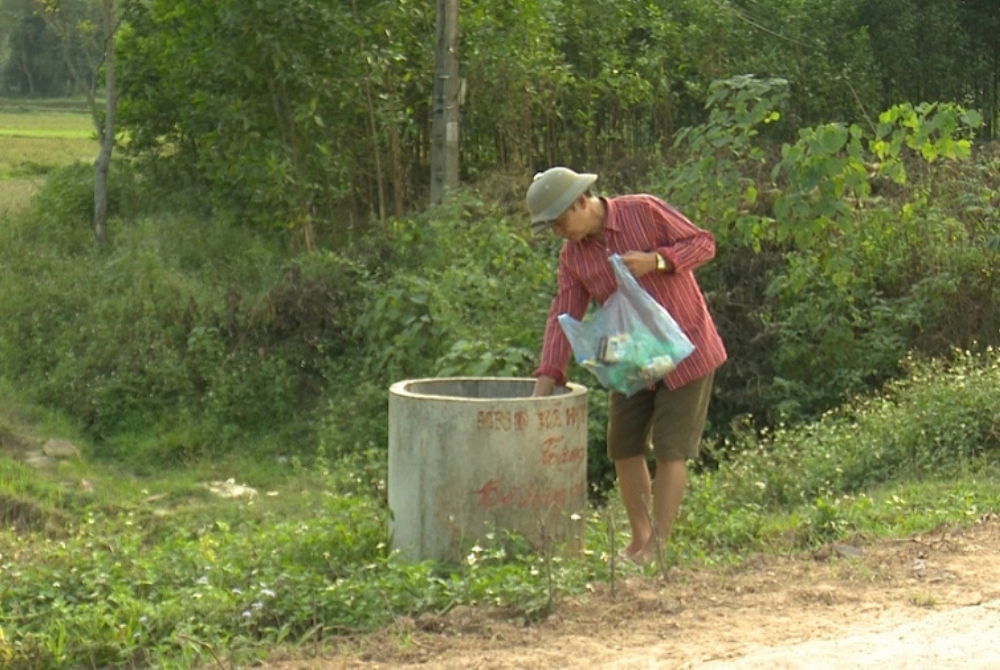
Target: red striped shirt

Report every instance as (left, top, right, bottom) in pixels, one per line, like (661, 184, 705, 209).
(534, 194, 727, 390)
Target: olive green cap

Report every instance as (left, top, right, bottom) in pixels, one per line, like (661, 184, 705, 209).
(525, 167, 598, 233)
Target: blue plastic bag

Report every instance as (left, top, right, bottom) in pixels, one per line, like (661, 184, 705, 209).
(557, 254, 695, 396)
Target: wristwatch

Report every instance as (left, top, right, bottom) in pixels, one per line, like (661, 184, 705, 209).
(655, 253, 667, 272)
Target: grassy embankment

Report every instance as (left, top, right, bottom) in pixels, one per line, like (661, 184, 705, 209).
(3, 351, 999, 668)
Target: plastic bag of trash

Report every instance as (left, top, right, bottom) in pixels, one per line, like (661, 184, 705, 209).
(558, 254, 694, 396)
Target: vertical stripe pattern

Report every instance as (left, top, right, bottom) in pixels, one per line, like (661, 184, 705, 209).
(534, 194, 727, 390)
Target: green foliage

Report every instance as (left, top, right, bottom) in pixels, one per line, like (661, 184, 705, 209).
(0, 0, 99, 97)
(29, 160, 124, 230)
(716, 349, 1000, 509)
(3, 155, 568, 470)
(5, 18, 1000, 669)
(1, 172, 571, 471)
(675, 350, 1000, 558)
(0, 491, 387, 668)
(655, 74, 788, 250)
(860, 0, 1000, 136)
(8, 0, 999, 235)
(117, 0, 432, 230)
(353, 191, 553, 382)
(654, 78, 998, 425)
(764, 196, 1000, 417)
(770, 101, 980, 250)
(0, 459, 598, 667)
(583, 390, 614, 496)
(872, 103, 980, 165)
(461, 0, 566, 171)
(111, 0, 1000, 231)
(758, 104, 990, 418)
(4, 80, 1000, 670)
(0, 185, 306, 450)
(8, 69, 1000, 494)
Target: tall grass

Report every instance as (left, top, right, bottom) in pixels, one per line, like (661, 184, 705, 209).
(0, 165, 295, 465)
(0, 179, 43, 216)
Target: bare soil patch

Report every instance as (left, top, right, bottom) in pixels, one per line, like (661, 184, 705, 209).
(263, 515, 1000, 669)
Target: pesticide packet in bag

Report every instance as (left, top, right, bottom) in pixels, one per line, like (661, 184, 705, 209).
(557, 254, 695, 396)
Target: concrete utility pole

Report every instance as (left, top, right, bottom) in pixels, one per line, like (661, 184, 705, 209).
(430, 0, 459, 205)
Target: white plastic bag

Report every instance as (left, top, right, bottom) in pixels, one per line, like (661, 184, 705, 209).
(558, 254, 695, 396)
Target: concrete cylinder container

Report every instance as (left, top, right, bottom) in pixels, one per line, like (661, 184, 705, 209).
(388, 377, 588, 563)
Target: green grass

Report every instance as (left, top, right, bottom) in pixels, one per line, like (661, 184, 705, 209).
(0, 109, 98, 216)
(1, 445, 997, 668)
(0, 135, 96, 174)
(0, 128, 94, 139)
(0, 109, 95, 135)
(756, 471, 1000, 548)
(0, 97, 93, 113)
(0, 179, 44, 217)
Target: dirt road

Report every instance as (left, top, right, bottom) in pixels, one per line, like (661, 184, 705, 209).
(267, 515, 1000, 669)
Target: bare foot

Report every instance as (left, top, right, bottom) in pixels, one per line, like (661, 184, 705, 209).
(621, 535, 651, 560)
(629, 539, 662, 566)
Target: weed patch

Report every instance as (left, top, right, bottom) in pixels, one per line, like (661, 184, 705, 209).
(0, 179, 43, 216)
(0, 493, 49, 532)
(0, 137, 95, 177)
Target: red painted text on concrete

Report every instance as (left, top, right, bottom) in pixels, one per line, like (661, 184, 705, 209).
(474, 478, 585, 509)
(477, 409, 529, 431)
(536, 408, 562, 430)
(564, 405, 585, 427)
(539, 436, 586, 468)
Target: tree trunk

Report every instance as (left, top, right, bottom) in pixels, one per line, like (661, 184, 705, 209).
(17, 39, 35, 95)
(21, 60, 35, 95)
(93, 0, 116, 250)
(430, 0, 460, 205)
(385, 72, 406, 217)
(351, 0, 386, 224)
(34, 0, 118, 248)
(992, 36, 999, 140)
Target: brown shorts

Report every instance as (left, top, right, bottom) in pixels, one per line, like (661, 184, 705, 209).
(606, 372, 715, 462)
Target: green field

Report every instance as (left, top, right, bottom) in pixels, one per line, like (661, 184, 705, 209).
(0, 135, 96, 172)
(0, 109, 95, 134)
(0, 97, 92, 111)
(0, 104, 97, 216)
(0, 127, 94, 139)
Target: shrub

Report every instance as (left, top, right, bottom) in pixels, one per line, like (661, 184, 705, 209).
(714, 349, 1000, 511)
(352, 191, 554, 383)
